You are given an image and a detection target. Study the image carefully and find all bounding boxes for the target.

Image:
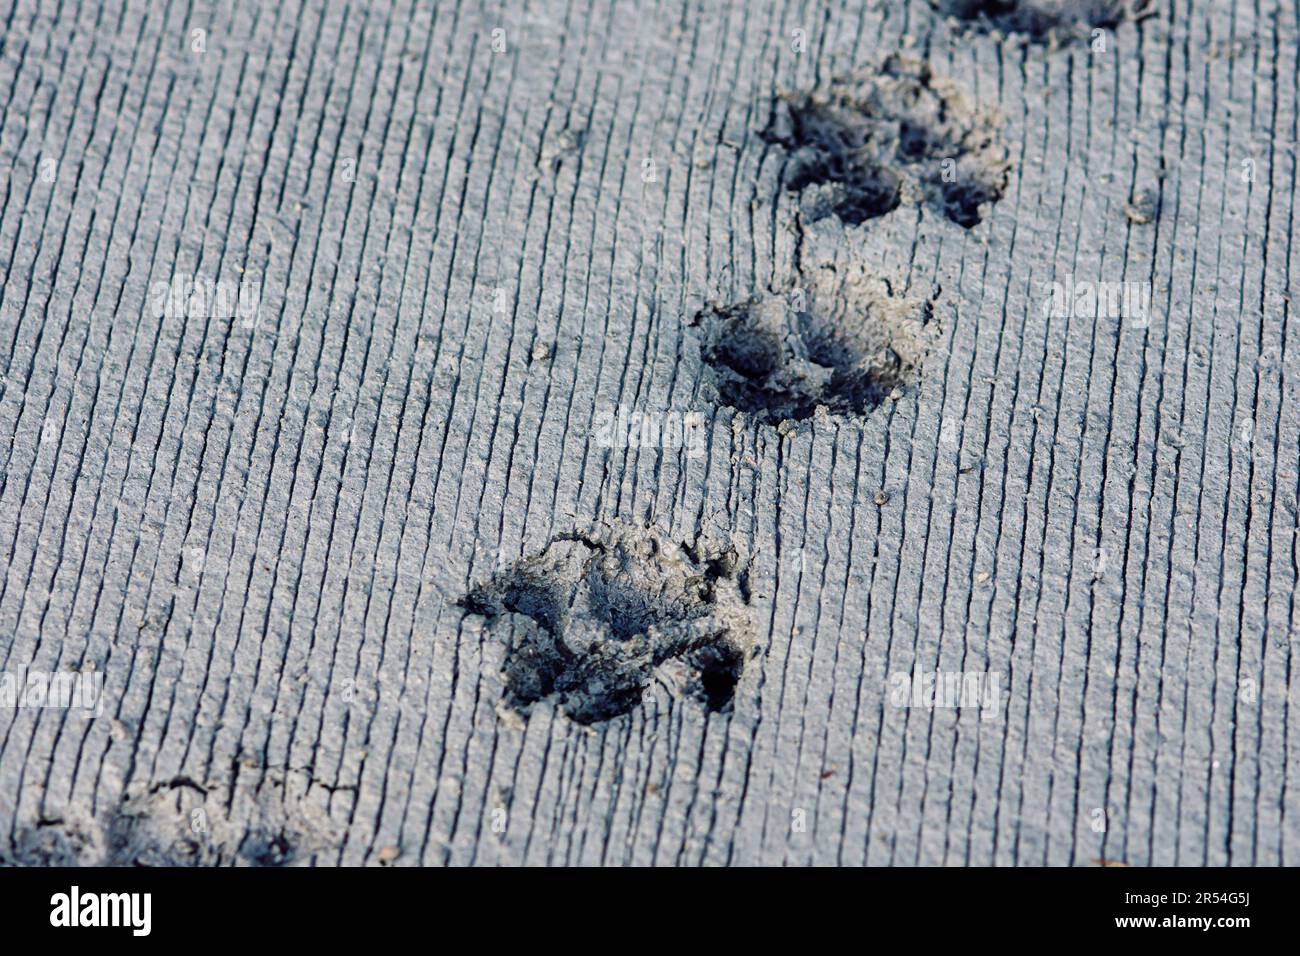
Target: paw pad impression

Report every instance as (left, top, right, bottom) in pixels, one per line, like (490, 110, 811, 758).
(462, 528, 752, 724)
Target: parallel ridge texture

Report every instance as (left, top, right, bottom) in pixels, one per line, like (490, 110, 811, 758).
(0, 0, 1297, 865)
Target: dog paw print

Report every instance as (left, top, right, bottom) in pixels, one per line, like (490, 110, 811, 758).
(461, 527, 752, 724)
(763, 56, 1010, 229)
(693, 264, 939, 425)
(932, 0, 1153, 41)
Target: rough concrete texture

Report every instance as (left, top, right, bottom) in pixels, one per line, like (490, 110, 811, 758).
(0, 0, 1297, 866)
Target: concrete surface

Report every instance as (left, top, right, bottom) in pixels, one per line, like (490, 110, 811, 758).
(0, 0, 1297, 865)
